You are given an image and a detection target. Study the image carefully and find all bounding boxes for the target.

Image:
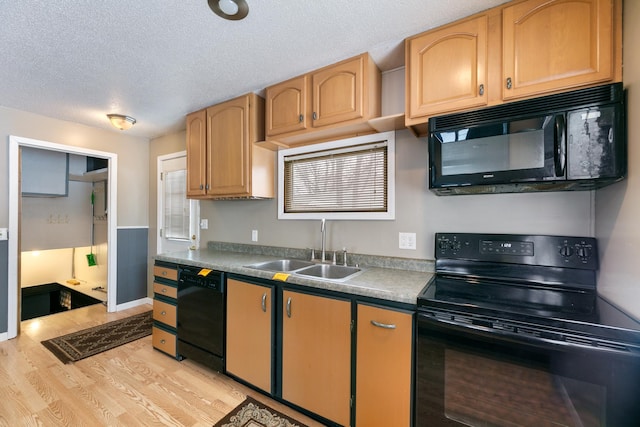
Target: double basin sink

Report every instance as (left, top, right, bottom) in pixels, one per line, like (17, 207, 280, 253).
(245, 259, 363, 281)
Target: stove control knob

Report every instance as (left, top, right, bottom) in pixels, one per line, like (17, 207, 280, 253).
(560, 245, 573, 257)
(577, 246, 591, 259)
(438, 240, 449, 250)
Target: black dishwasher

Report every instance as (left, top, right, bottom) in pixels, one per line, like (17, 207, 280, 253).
(177, 265, 225, 371)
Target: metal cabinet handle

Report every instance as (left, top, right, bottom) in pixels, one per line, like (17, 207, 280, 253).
(161, 288, 167, 293)
(161, 311, 167, 316)
(506, 77, 512, 89)
(286, 297, 292, 318)
(371, 320, 396, 329)
(312, 112, 317, 120)
(262, 293, 267, 312)
(160, 339, 166, 344)
(162, 271, 167, 276)
(199, 184, 204, 190)
(479, 84, 484, 96)
(299, 114, 304, 123)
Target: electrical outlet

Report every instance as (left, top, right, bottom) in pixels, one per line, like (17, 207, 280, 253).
(0, 228, 7, 241)
(200, 219, 208, 229)
(251, 230, 258, 242)
(399, 232, 417, 250)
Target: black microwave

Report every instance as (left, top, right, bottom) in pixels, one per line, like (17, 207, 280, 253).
(428, 83, 626, 195)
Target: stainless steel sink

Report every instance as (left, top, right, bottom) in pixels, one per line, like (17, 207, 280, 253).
(295, 264, 362, 281)
(245, 259, 315, 272)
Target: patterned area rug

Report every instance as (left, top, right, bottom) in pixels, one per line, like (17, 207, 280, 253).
(41, 311, 152, 363)
(214, 396, 309, 427)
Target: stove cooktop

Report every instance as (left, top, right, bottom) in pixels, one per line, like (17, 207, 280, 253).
(418, 233, 640, 349)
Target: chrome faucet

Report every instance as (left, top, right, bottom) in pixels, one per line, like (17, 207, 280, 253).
(320, 218, 326, 263)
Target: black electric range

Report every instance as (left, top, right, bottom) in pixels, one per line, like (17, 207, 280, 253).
(415, 233, 640, 427)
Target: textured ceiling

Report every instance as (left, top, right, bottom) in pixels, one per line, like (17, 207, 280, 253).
(0, 0, 508, 139)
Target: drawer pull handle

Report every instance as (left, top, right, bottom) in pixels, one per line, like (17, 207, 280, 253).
(261, 293, 267, 312)
(160, 339, 166, 344)
(161, 311, 167, 316)
(286, 297, 292, 318)
(161, 288, 167, 293)
(162, 271, 167, 276)
(371, 320, 396, 329)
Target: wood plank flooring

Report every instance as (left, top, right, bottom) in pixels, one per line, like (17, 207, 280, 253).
(0, 304, 323, 426)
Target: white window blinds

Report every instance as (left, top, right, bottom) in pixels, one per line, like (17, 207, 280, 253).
(283, 141, 388, 214)
(163, 169, 190, 240)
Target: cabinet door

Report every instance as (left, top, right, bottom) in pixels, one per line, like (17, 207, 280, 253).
(266, 75, 309, 137)
(226, 279, 272, 393)
(282, 290, 351, 426)
(186, 109, 207, 197)
(406, 15, 488, 119)
(502, 0, 614, 100)
(312, 55, 364, 128)
(207, 95, 251, 196)
(356, 304, 413, 427)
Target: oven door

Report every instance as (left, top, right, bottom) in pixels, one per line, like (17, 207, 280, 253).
(415, 313, 640, 427)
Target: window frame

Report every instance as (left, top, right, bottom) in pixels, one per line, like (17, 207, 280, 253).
(277, 131, 395, 220)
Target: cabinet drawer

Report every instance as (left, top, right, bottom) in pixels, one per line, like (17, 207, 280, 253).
(153, 281, 177, 299)
(153, 265, 178, 281)
(153, 299, 177, 328)
(152, 326, 177, 357)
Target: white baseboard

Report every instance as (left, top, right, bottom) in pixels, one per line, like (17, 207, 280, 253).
(0, 332, 7, 342)
(116, 297, 153, 311)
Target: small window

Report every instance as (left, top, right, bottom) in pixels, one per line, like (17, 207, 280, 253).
(164, 169, 190, 240)
(278, 131, 395, 220)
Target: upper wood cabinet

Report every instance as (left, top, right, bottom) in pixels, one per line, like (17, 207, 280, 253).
(405, 0, 621, 136)
(406, 15, 488, 122)
(266, 75, 309, 136)
(502, 0, 616, 100)
(265, 53, 381, 147)
(186, 93, 274, 199)
(186, 109, 207, 197)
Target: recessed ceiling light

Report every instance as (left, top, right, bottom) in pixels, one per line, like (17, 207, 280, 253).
(208, 0, 248, 21)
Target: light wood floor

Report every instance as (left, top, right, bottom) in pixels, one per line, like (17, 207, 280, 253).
(0, 304, 324, 426)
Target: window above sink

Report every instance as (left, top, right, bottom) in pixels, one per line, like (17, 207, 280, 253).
(277, 131, 396, 221)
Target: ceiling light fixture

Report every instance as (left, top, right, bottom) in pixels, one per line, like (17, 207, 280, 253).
(208, 0, 248, 21)
(107, 114, 136, 131)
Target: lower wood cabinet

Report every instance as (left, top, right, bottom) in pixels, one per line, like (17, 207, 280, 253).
(355, 303, 413, 427)
(226, 278, 273, 393)
(152, 262, 179, 359)
(282, 289, 352, 427)
(223, 275, 415, 426)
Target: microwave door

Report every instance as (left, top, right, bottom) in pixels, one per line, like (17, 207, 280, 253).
(430, 115, 558, 189)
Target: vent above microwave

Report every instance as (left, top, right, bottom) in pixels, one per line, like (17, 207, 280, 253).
(430, 83, 624, 131)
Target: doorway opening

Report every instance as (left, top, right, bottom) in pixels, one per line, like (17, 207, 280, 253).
(8, 136, 118, 339)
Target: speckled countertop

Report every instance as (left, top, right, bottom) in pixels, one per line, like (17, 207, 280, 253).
(154, 242, 434, 306)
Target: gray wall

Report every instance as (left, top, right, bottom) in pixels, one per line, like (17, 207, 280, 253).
(117, 228, 149, 304)
(198, 129, 594, 260)
(594, 0, 640, 319)
(0, 240, 7, 333)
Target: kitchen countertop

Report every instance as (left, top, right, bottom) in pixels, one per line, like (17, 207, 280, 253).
(154, 246, 433, 306)
(23, 279, 108, 303)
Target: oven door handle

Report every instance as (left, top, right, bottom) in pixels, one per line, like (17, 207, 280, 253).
(417, 312, 639, 357)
